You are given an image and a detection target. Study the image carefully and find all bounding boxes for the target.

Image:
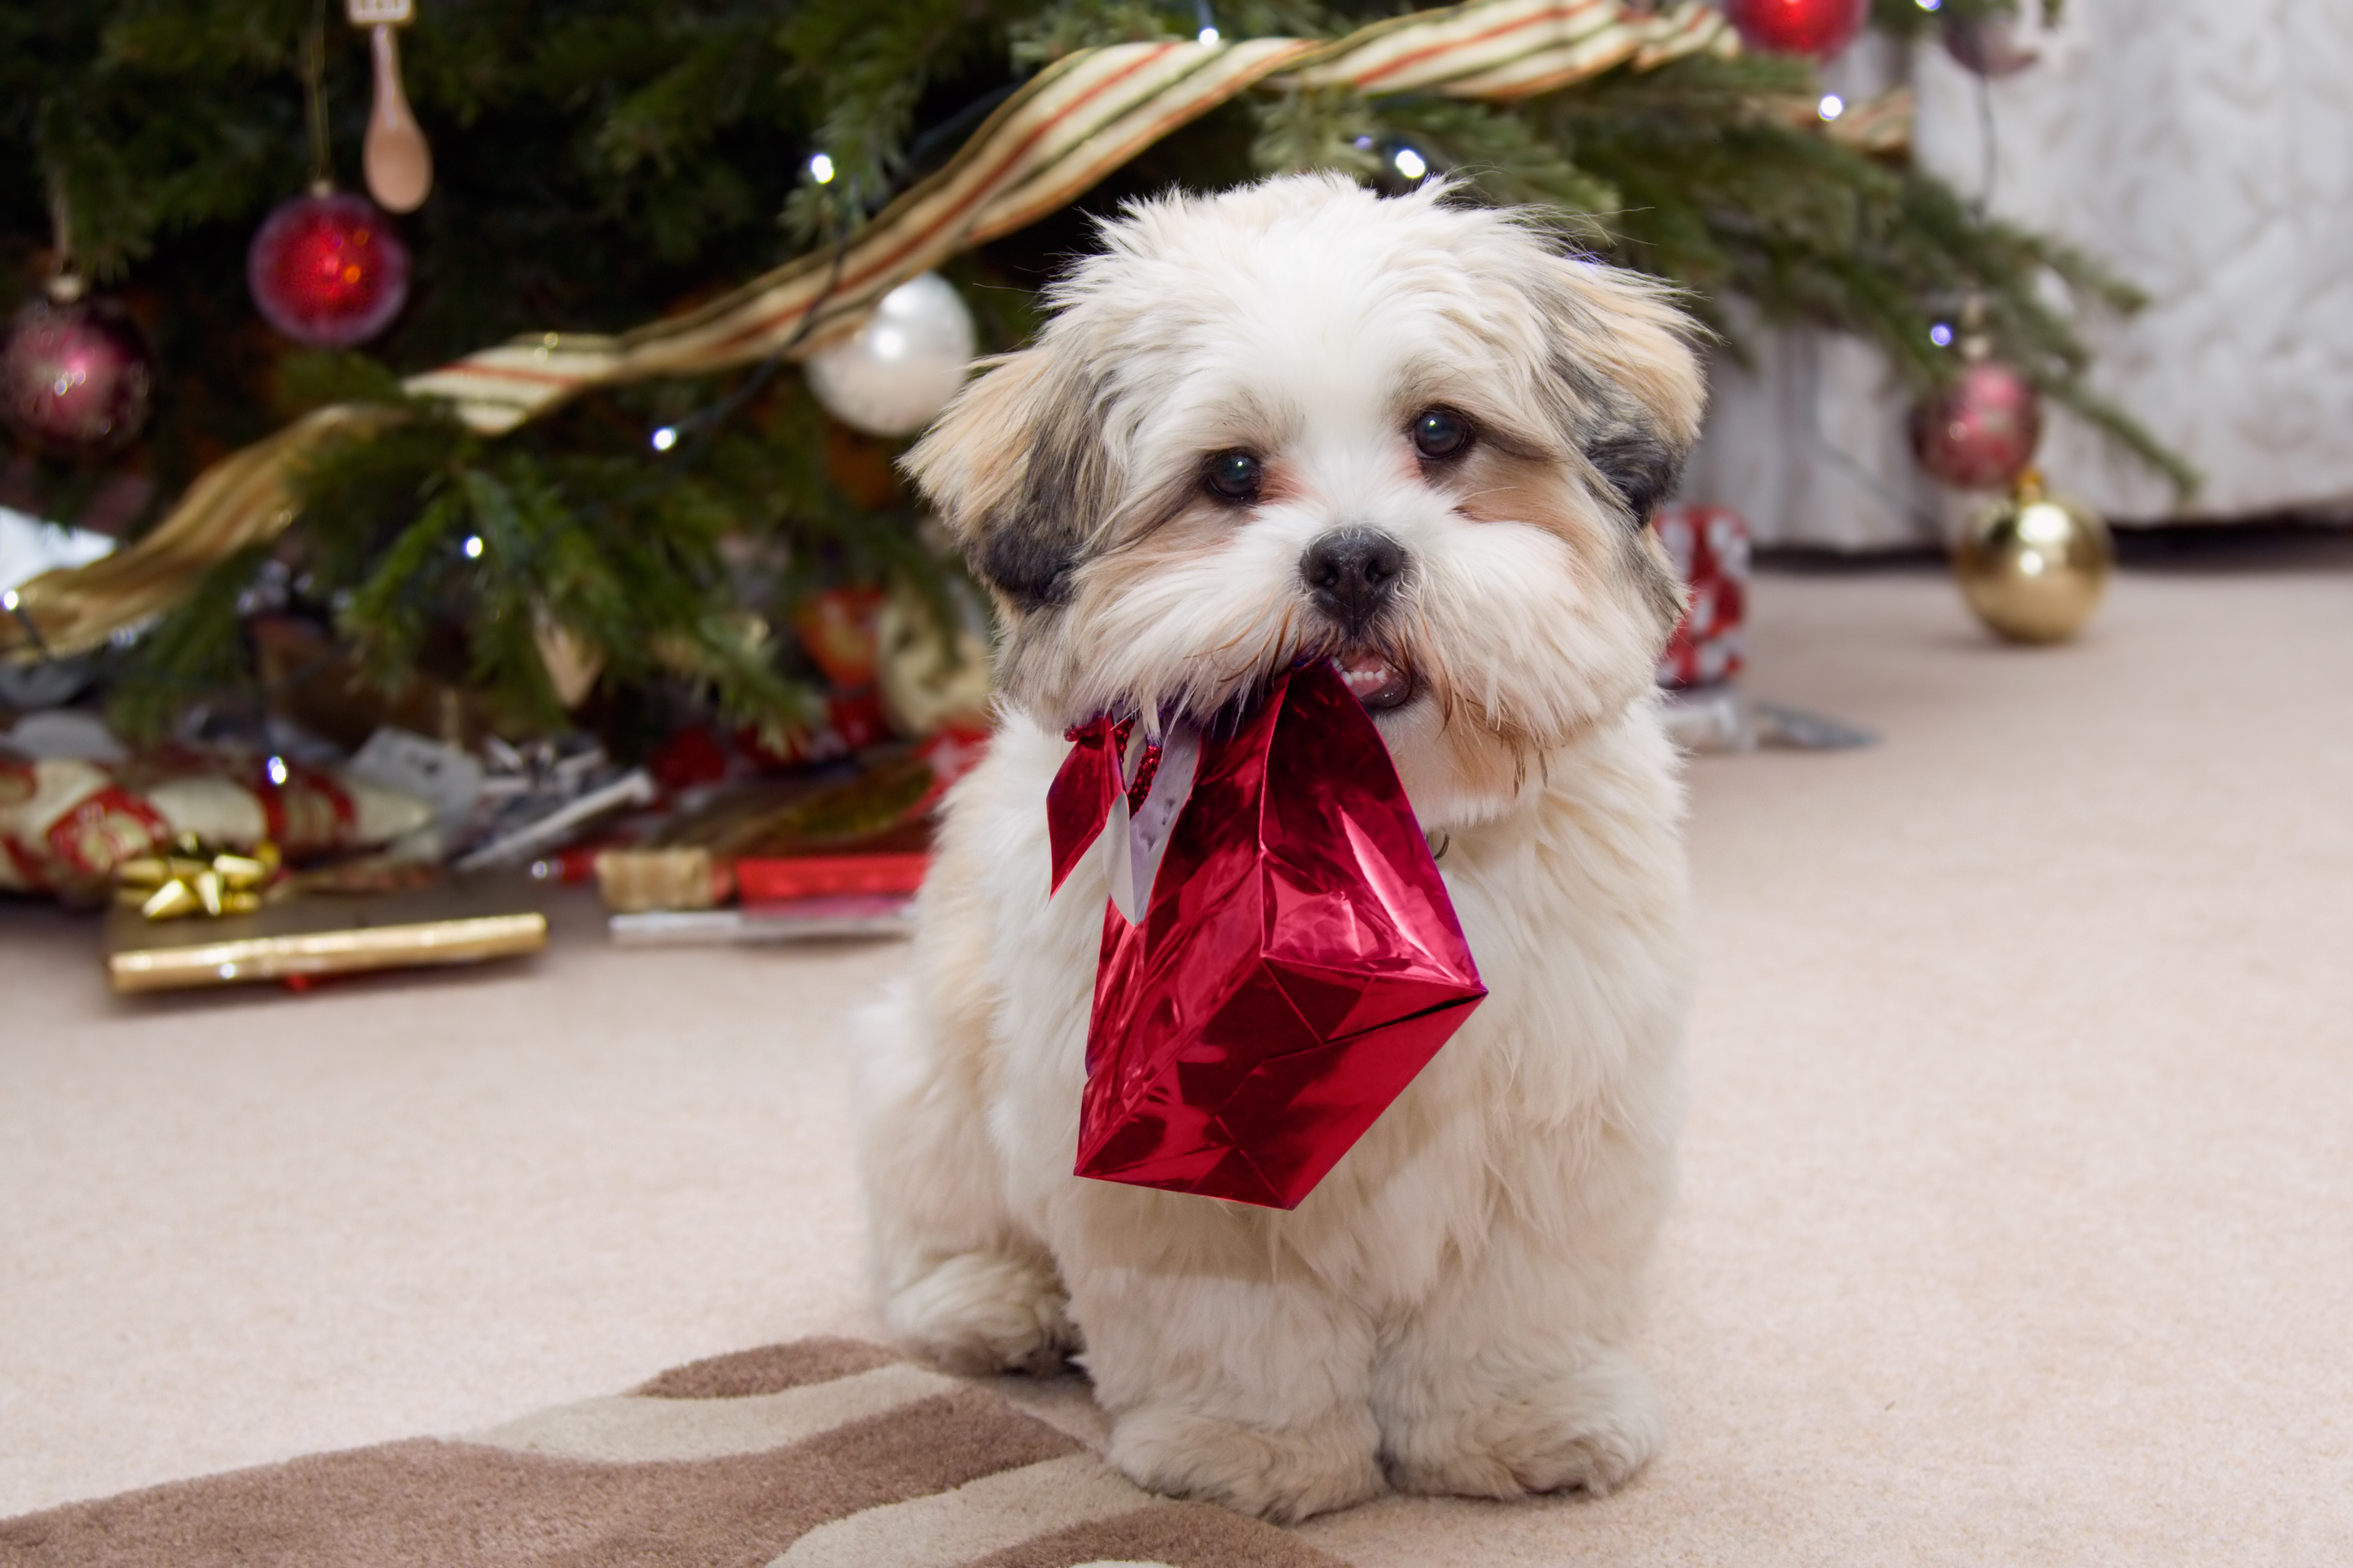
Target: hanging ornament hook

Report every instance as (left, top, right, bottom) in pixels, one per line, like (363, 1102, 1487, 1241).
(42, 175, 84, 303)
(1957, 287, 1991, 362)
(302, 1, 333, 195)
(347, 0, 432, 212)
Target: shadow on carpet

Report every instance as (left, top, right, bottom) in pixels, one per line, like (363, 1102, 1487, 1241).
(0, 1337, 1344, 1568)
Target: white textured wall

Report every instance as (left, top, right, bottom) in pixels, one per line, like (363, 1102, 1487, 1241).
(1685, 1, 2353, 545)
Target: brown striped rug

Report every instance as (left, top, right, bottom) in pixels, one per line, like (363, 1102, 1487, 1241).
(0, 1338, 1347, 1568)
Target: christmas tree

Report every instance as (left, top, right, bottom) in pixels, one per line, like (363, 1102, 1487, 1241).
(1, 0, 2182, 755)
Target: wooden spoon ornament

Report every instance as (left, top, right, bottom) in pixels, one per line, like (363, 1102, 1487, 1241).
(347, 0, 432, 212)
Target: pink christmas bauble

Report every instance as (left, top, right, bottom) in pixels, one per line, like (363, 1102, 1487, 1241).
(1909, 360, 2044, 492)
(0, 294, 157, 456)
(1721, 0, 1870, 59)
(246, 190, 412, 348)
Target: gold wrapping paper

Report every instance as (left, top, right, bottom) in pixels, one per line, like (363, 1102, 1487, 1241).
(593, 846, 724, 914)
(106, 880, 548, 993)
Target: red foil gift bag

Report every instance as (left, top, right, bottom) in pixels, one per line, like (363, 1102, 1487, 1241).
(1047, 660, 1486, 1209)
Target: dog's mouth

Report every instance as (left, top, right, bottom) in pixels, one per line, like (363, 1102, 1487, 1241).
(1333, 646, 1414, 712)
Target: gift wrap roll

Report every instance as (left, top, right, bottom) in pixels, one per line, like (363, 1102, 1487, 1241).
(105, 879, 547, 993)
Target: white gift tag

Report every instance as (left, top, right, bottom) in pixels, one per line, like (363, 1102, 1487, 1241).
(1105, 722, 1200, 924)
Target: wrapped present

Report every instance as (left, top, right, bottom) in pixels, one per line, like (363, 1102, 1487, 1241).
(595, 636, 960, 922)
(590, 729, 986, 916)
(1048, 661, 1486, 1210)
(647, 726, 732, 796)
(1654, 503, 1750, 689)
(105, 878, 547, 994)
(877, 582, 994, 739)
(793, 586, 886, 689)
(607, 897, 916, 946)
(737, 580, 994, 771)
(452, 736, 657, 872)
(346, 726, 487, 844)
(594, 845, 728, 914)
(734, 690, 893, 771)
(0, 752, 430, 899)
(728, 586, 894, 769)
(734, 851, 927, 903)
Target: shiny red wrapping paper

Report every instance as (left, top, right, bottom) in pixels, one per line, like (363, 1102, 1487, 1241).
(1047, 661, 1485, 1209)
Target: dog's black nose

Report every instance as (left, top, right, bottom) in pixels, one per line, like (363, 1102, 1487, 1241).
(1300, 528, 1407, 629)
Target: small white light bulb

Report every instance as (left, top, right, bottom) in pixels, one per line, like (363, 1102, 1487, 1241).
(1393, 147, 1428, 180)
(265, 755, 291, 786)
(1197, 25, 1219, 44)
(0, 589, 17, 612)
(1917, 0, 1942, 10)
(463, 534, 484, 558)
(808, 152, 836, 185)
(1930, 322, 1955, 348)
(651, 426, 679, 452)
(1818, 93, 1846, 122)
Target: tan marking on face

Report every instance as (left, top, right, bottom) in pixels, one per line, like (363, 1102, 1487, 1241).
(1449, 446, 1609, 552)
(1446, 445, 1684, 649)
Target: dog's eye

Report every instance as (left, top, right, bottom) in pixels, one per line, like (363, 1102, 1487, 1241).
(1411, 409, 1472, 461)
(1203, 450, 1263, 504)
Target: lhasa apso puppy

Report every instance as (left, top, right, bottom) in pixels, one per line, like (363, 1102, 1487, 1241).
(860, 173, 1702, 1522)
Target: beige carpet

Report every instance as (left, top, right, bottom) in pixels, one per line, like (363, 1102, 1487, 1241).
(5, 544, 2350, 1563)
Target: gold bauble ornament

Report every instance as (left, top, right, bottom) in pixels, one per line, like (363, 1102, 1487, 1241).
(1954, 471, 2112, 644)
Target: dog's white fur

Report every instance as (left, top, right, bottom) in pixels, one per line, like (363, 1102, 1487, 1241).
(858, 175, 1702, 1522)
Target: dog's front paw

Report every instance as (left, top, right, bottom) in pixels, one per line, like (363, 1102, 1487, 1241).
(1109, 1403, 1385, 1524)
(885, 1251, 1076, 1376)
(1384, 1350, 1664, 1500)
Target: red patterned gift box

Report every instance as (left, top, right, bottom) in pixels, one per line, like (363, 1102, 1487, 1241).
(1655, 503, 1751, 690)
(0, 753, 428, 898)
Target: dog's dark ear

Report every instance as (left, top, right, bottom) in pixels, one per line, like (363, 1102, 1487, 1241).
(902, 346, 1114, 614)
(1528, 256, 1708, 527)
(1583, 420, 1682, 529)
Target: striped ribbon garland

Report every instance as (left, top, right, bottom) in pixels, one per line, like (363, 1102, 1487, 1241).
(4, 0, 1732, 661)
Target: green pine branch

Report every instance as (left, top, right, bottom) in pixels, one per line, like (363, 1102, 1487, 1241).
(1531, 52, 2193, 496)
(10, 0, 2190, 755)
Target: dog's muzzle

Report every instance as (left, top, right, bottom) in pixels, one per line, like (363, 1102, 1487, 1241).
(1300, 527, 1406, 637)
(1301, 527, 1414, 710)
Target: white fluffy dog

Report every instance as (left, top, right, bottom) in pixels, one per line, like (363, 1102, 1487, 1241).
(860, 173, 1702, 1523)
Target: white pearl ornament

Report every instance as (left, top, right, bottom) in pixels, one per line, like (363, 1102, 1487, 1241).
(803, 272, 977, 437)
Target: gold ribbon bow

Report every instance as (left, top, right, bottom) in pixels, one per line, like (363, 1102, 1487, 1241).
(115, 836, 284, 920)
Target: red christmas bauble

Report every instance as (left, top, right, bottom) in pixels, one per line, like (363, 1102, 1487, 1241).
(246, 190, 412, 348)
(0, 293, 157, 456)
(1721, 0, 1870, 58)
(1909, 360, 2044, 491)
